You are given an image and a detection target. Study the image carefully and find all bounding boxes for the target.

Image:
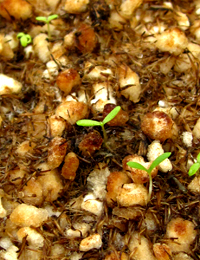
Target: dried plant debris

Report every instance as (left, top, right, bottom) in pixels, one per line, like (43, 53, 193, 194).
(1, 0, 200, 259)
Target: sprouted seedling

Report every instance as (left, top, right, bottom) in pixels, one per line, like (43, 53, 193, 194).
(76, 106, 121, 143)
(188, 153, 200, 176)
(36, 14, 58, 39)
(127, 152, 171, 199)
(17, 32, 32, 47)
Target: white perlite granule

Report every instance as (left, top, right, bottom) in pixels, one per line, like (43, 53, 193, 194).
(182, 131, 193, 147)
(87, 163, 110, 200)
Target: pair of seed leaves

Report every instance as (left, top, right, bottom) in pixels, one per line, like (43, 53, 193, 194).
(76, 105, 171, 174)
(17, 14, 59, 47)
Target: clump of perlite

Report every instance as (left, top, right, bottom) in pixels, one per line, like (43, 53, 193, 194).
(119, 0, 143, 19)
(0, 34, 14, 60)
(141, 111, 174, 142)
(0, 189, 7, 218)
(83, 61, 113, 81)
(79, 233, 102, 251)
(33, 33, 50, 63)
(118, 65, 141, 103)
(129, 232, 156, 260)
(47, 136, 68, 169)
(106, 171, 131, 207)
(56, 100, 89, 124)
(153, 243, 172, 260)
(165, 217, 197, 253)
(91, 82, 116, 114)
(87, 163, 110, 200)
(116, 183, 149, 207)
(147, 140, 172, 173)
(155, 28, 188, 55)
(48, 115, 66, 137)
(0, 74, 22, 95)
(17, 227, 44, 248)
(10, 204, 48, 227)
(64, 0, 89, 14)
(0, 237, 19, 260)
(0, 0, 32, 21)
(81, 193, 104, 216)
(193, 117, 200, 139)
(16, 140, 36, 156)
(56, 68, 81, 95)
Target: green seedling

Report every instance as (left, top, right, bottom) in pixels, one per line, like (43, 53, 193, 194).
(76, 106, 121, 143)
(188, 153, 200, 176)
(36, 14, 58, 39)
(17, 32, 32, 47)
(127, 152, 171, 199)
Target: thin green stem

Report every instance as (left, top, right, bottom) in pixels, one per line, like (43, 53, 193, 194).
(148, 172, 152, 201)
(101, 124, 107, 144)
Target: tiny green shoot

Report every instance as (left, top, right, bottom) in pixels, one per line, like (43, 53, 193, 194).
(127, 152, 171, 199)
(188, 153, 200, 176)
(36, 14, 58, 39)
(17, 32, 32, 47)
(76, 106, 121, 143)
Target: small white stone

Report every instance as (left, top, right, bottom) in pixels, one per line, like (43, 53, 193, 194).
(17, 227, 44, 248)
(64, 0, 89, 14)
(79, 234, 102, 251)
(0, 245, 19, 260)
(81, 194, 103, 216)
(73, 222, 90, 237)
(163, 2, 173, 9)
(0, 74, 22, 95)
(33, 33, 50, 63)
(0, 196, 7, 218)
(0, 237, 12, 250)
(91, 82, 116, 113)
(147, 140, 172, 172)
(158, 100, 167, 108)
(70, 252, 83, 260)
(66, 228, 81, 238)
(182, 132, 193, 147)
(193, 118, 200, 139)
(116, 183, 149, 207)
(5, 33, 19, 50)
(24, 45, 34, 59)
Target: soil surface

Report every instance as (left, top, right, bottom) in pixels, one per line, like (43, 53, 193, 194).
(0, 0, 200, 259)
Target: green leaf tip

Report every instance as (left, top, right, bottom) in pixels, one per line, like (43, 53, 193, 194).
(148, 152, 171, 173)
(17, 32, 25, 38)
(103, 106, 121, 125)
(36, 16, 47, 22)
(127, 161, 148, 172)
(76, 119, 101, 127)
(36, 14, 58, 23)
(188, 162, 200, 176)
(47, 14, 59, 21)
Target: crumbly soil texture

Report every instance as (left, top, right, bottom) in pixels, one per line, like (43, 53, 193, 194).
(0, 0, 200, 259)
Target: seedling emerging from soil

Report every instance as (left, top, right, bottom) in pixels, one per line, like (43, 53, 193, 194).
(127, 152, 171, 199)
(188, 153, 200, 176)
(36, 14, 58, 39)
(17, 33, 32, 47)
(76, 106, 121, 143)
